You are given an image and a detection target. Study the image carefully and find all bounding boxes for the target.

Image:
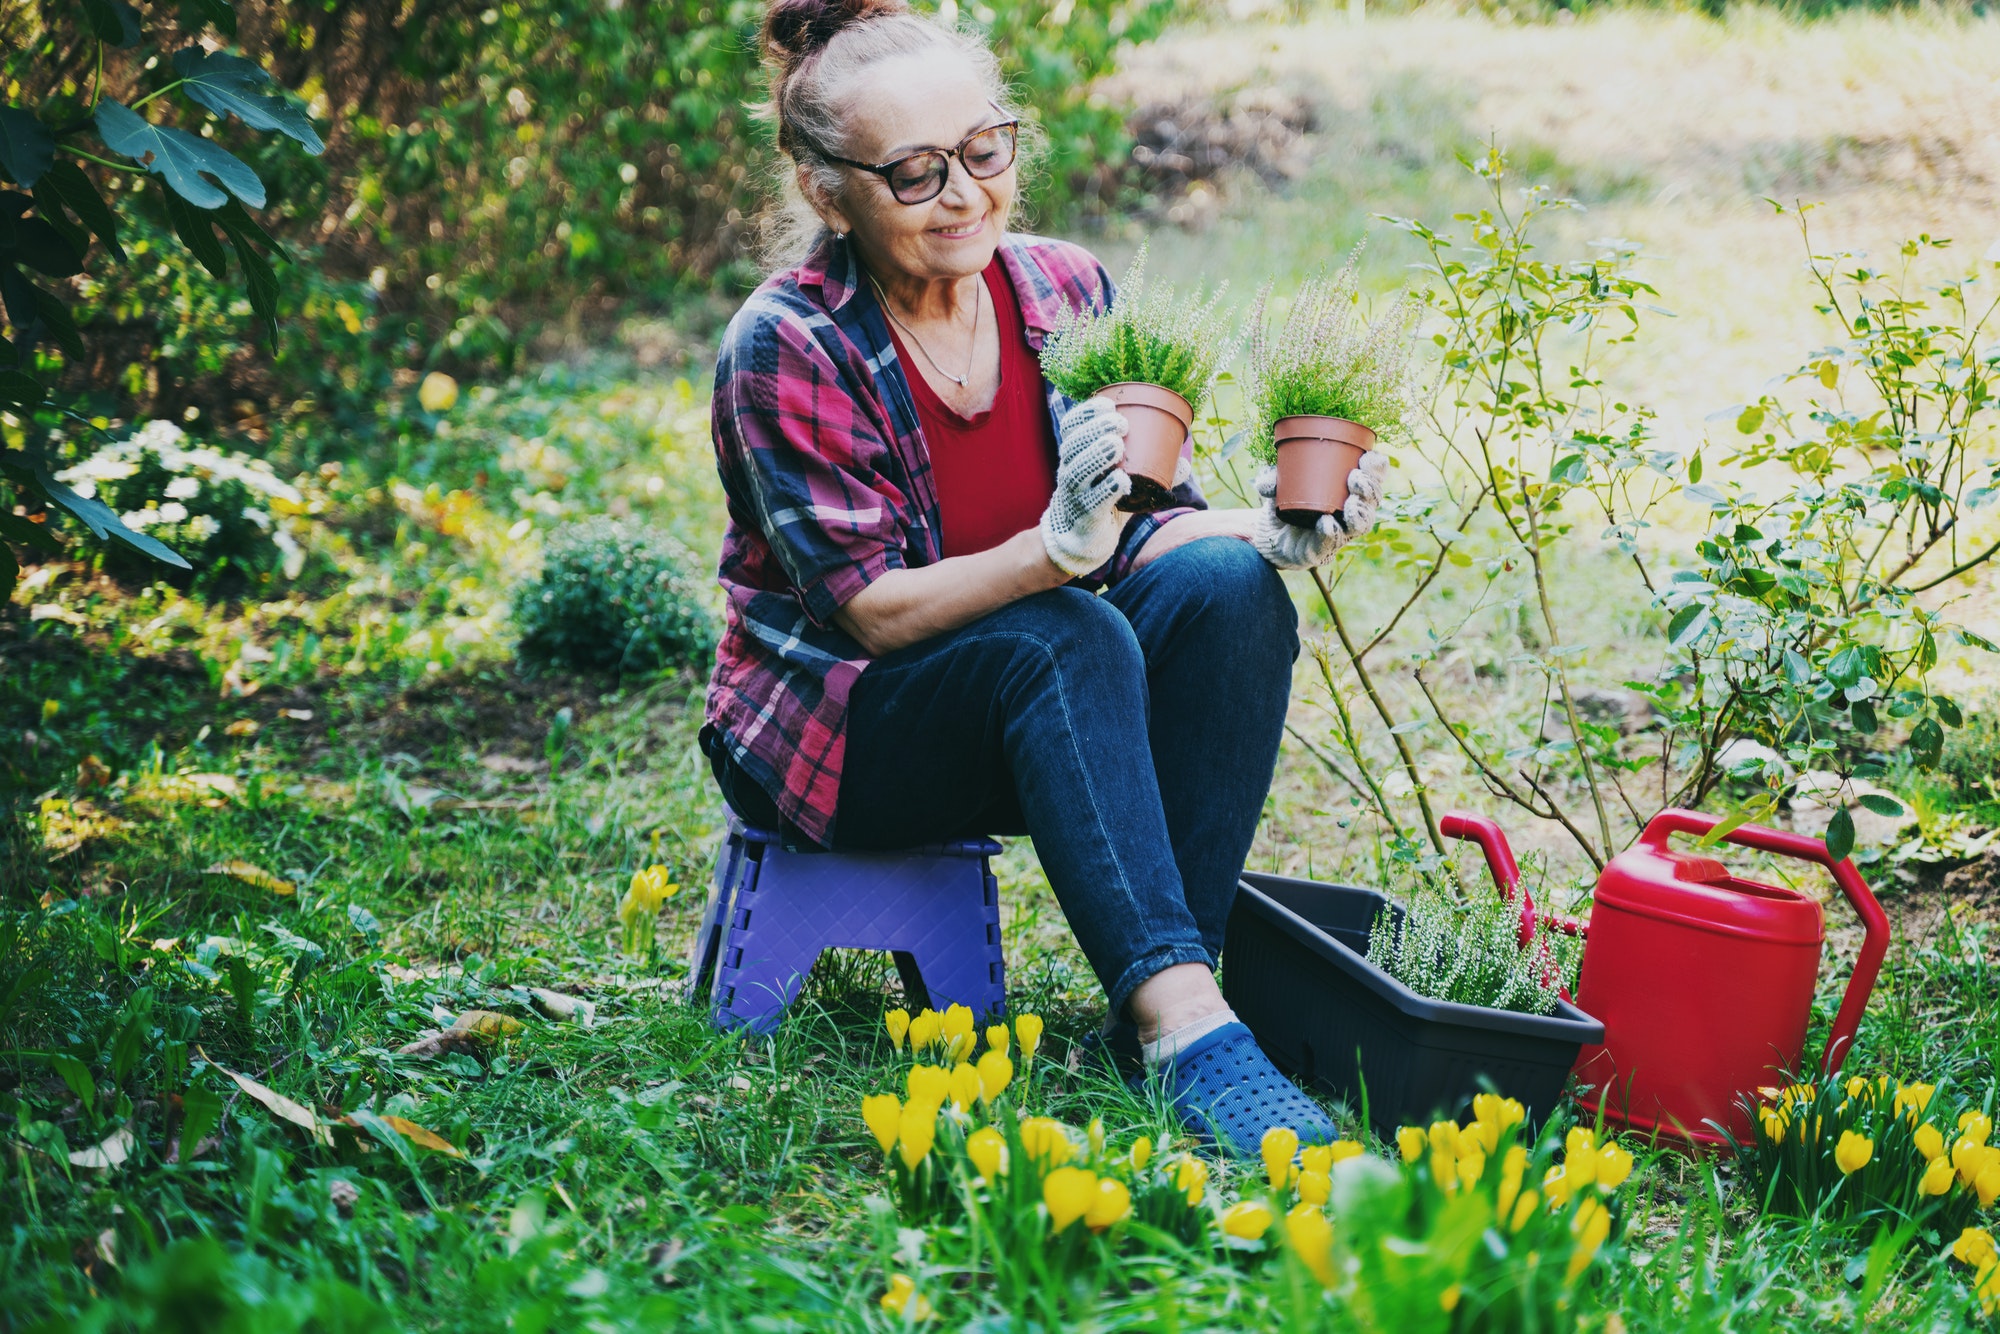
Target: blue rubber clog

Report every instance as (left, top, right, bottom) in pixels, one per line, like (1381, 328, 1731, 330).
(1152, 1021, 1335, 1157)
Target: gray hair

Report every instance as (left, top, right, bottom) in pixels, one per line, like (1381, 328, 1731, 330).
(757, 1, 1030, 268)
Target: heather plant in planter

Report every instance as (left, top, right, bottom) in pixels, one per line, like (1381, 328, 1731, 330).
(1246, 255, 1418, 526)
(1366, 881, 1582, 1018)
(1039, 246, 1232, 512)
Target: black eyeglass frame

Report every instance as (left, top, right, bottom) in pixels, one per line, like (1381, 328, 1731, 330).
(814, 106, 1021, 205)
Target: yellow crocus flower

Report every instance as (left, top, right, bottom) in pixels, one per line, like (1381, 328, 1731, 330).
(898, 1102, 937, 1170)
(1440, 1285, 1462, 1313)
(966, 1125, 1007, 1183)
(1020, 1117, 1073, 1167)
(1976, 1261, 1998, 1318)
(1285, 1204, 1337, 1286)
(1960, 1111, 1992, 1146)
(1596, 1142, 1634, 1192)
(1088, 1117, 1105, 1158)
(1915, 1122, 1946, 1161)
(1429, 1120, 1460, 1156)
(1129, 1136, 1153, 1172)
(1954, 1137, 1993, 1187)
(1299, 1144, 1333, 1177)
(1015, 1013, 1045, 1062)
(862, 1093, 901, 1154)
(1085, 1177, 1132, 1231)
(1496, 1145, 1529, 1219)
(1173, 1154, 1208, 1206)
(1919, 1156, 1955, 1197)
(975, 1050, 1013, 1104)
(1977, 1159, 2000, 1210)
(907, 1008, 943, 1052)
(1220, 1200, 1275, 1241)
(1543, 1164, 1574, 1209)
(884, 1008, 911, 1052)
(1043, 1166, 1096, 1233)
(1509, 1188, 1541, 1232)
(1835, 1129, 1873, 1175)
(1457, 1148, 1488, 1190)
(1397, 1126, 1427, 1163)
(984, 1023, 1009, 1056)
(1297, 1168, 1331, 1206)
(1329, 1140, 1364, 1164)
(1430, 1147, 1458, 1193)
(1895, 1082, 1936, 1118)
(1567, 1196, 1611, 1282)
(1760, 1108, 1789, 1144)
(947, 1062, 981, 1113)
(941, 1003, 974, 1044)
(1845, 1076, 1869, 1100)
(907, 1064, 950, 1107)
(1263, 1126, 1301, 1191)
(1564, 1128, 1600, 1188)
(1949, 1226, 1996, 1270)
(1465, 1117, 1500, 1154)
(880, 1273, 933, 1321)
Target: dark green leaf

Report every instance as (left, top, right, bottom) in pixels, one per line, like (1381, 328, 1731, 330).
(179, 1084, 222, 1162)
(97, 100, 265, 210)
(7, 216, 85, 277)
(162, 190, 228, 279)
(179, 0, 237, 38)
(29, 283, 84, 361)
(1850, 699, 1877, 734)
(1668, 604, 1709, 646)
(79, 0, 142, 45)
(0, 108, 55, 188)
(1910, 717, 1944, 768)
(50, 1052, 95, 1111)
(172, 49, 324, 155)
(0, 539, 15, 604)
(0, 368, 43, 410)
(15, 459, 191, 568)
(1550, 453, 1589, 485)
(1857, 793, 1904, 818)
(1936, 696, 1963, 728)
(212, 203, 279, 348)
(1782, 648, 1812, 686)
(213, 198, 288, 262)
(0, 508, 63, 553)
(38, 162, 124, 262)
(1825, 806, 1855, 863)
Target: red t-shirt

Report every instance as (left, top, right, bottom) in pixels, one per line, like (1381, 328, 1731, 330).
(886, 259, 1058, 559)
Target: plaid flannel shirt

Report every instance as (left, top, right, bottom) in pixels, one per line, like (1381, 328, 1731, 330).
(702, 231, 1204, 846)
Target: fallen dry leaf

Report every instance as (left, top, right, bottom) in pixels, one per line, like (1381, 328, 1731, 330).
(224, 718, 262, 738)
(395, 1030, 487, 1060)
(727, 1074, 753, 1092)
(282, 708, 314, 721)
(68, 1127, 136, 1170)
(528, 988, 595, 1027)
(76, 755, 112, 789)
(479, 754, 542, 775)
(202, 861, 296, 896)
(206, 1055, 331, 1145)
(451, 1009, 524, 1038)
(382, 1115, 463, 1157)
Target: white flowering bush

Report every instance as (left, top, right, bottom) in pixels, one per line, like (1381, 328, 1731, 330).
(56, 422, 306, 591)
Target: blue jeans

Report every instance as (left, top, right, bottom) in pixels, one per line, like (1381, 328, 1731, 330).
(711, 537, 1300, 1016)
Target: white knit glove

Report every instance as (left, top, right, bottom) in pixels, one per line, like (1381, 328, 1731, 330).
(1249, 450, 1390, 571)
(1040, 398, 1131, 576)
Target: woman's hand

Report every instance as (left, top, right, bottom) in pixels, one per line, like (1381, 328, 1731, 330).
(1249, 451, 1390, 571)
(1039, 398, 1132, 577)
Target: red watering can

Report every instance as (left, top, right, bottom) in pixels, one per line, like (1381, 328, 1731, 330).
(1441, 807, 1890, 1149)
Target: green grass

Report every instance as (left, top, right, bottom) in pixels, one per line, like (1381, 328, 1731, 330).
(8, 5, 2000, 1326)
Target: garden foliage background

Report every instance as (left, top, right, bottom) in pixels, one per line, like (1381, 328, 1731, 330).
(4, 0, 2000, 1329)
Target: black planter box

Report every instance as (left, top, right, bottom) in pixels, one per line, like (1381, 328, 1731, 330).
(1223, 871, 1604, 1133)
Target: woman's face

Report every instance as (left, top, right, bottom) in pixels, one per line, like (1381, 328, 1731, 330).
(812, 53, 1016, 287)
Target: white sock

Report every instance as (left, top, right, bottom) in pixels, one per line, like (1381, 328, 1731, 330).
(1141, 1007, 1239, 1069)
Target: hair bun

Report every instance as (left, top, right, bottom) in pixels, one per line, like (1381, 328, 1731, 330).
(763, 0, 910, 72)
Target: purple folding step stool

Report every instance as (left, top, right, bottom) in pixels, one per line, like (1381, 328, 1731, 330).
(685, 819, 1007, 1034)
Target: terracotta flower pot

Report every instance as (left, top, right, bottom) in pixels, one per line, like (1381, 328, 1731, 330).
(1094, 381, 1193, 513)
(1273, 415, 1375, 528)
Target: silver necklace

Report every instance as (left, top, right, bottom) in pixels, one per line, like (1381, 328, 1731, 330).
(870, 274, 981, 389)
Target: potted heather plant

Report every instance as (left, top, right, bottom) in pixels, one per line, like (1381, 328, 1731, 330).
(1246, 254, 1418, 526)
(1039, 246, 1232, 512)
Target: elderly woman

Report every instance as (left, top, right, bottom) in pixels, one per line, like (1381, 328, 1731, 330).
(700, 0, 1387, 1154)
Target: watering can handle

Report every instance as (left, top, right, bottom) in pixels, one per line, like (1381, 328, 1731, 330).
(1637, 808, 1890, 1076)
(1439, 812, 1585, 946)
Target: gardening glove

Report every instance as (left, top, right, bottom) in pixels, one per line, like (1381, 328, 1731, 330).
(1249, 450, 1390, 571)
(1040, 398, 1131, 576)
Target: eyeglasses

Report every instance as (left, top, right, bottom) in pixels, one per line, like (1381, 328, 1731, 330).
(818, 114, 1020, 206)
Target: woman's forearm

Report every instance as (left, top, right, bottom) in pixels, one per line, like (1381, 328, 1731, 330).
(833, 528, 1071, 656)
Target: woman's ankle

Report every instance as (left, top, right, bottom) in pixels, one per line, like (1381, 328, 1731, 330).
(1127, 961, 1228, 1046)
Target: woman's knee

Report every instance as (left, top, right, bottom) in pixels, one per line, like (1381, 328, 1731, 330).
(1161, 537, 1299, 651)
(982, 586, 1146, 676)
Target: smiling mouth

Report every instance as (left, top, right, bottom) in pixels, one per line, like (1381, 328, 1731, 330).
(930, 218, 986, 239)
